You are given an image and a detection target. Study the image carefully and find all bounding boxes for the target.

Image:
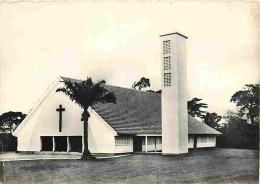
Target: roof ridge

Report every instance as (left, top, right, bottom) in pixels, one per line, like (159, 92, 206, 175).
(60, 76, 161, 96)
(106, 84, 161, 95)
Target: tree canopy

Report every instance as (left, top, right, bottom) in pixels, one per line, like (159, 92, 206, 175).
(132, 77, 151, 90)
(203, 112, 222, 130)
(187, 98, 208, 119)
(217, 84, 259, 149)
(57, 77, 116, 115)
(0, 111, 26, 134)
(230, 84, 259, 125)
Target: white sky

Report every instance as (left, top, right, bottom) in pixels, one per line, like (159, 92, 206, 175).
(0, 1, 259, 116)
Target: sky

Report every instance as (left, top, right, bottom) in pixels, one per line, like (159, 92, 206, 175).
(0, 1, 259, 117)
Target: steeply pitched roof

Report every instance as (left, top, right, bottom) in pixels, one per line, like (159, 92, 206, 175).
(61, 77, 221, 135)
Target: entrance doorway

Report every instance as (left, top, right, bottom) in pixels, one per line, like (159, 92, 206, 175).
(55, 136, 67, 152)
(41, 136, 53, 151)
(41, 136, 83, 152)
(69, 136, 82, 152)
(133, 136, 143, 152)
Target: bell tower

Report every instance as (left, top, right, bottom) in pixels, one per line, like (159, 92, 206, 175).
(160, 32, 188, 155)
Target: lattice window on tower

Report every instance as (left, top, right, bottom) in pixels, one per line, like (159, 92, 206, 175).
(164, 73, 171, 87)
(163, 40, 171, 54)
(164, 56, 171, 70)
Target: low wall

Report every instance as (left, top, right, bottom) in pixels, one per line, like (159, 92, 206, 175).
(142, 144, 162, 152)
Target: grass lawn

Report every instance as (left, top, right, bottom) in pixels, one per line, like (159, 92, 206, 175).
(0, 148, 258, 184)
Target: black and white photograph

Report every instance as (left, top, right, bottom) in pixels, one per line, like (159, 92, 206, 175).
(0, 1, 259, 183)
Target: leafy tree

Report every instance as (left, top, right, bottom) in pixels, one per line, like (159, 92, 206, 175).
(56, 77, 116, 159)
(230, 84, 259, 125)
(0, 111, 26, 134)
(187, 98, 208, 119)
(203, 112, 222, 130)
(132, 77, 162, 93)
(132, 77, 151, 90)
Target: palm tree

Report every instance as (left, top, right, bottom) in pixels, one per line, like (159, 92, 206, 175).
(56, 77, 116, 159)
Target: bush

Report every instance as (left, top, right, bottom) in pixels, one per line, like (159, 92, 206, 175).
(0, 133, 17, 152)
(216, 117, 259, 149)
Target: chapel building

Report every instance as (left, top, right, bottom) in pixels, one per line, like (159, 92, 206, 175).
(13, 33, 221, 155)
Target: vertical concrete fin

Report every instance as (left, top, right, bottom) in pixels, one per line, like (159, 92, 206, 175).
(161, 32, 188, 155)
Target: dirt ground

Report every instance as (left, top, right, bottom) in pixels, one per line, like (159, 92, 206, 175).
(0, 148, 258, 184)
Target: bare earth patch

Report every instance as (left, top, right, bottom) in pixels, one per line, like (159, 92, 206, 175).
(0, 148, 258, 184)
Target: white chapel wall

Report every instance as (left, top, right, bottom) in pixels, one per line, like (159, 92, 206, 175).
(16, 78, 132, 154)
(88, 107, 117, 154)
(17, 107, 44, 151)
(88, 108, 134, 154)
(16, 82, 60, 151)
(16, 81, 84, 151)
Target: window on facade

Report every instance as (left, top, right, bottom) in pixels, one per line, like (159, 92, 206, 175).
(163, 40, 171, 54)
(164, 56, 171, 70)
(142, 137, 152, 145)
(207, 136, 214, 142)
(198, 137, 208, 143)
(142, 137, 162, 145)
(164, 73, 171, 87)
(147, 137, 155, 145)
(156, 137, 162, 144)
(188, 137, 193, 143)
(115, 136, 130, 146)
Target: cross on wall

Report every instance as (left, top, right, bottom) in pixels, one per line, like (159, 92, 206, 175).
(56, 105, 65, 132)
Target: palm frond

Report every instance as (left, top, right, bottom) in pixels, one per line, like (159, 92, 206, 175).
(56, 77, 116, 111)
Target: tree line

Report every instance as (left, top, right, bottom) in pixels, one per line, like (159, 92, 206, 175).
(0, 111, 26, 151)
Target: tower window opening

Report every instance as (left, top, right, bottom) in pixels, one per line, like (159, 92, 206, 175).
(163, 40, 171, 54)
(164, 56, 171, 70)
(164, 73, 171, 87)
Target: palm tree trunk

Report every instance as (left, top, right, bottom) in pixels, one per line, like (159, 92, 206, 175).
(81, 110, 96, 160)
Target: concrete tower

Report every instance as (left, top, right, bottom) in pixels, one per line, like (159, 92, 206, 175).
(161, 32, 188, 155)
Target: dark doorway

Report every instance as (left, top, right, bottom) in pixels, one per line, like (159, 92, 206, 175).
(41, 136, 53, 151)
(194, 137, 197, 150)
(55, 136, 67, 152)
(69, 136, 82, 152)
(133, 136, 143, 152)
